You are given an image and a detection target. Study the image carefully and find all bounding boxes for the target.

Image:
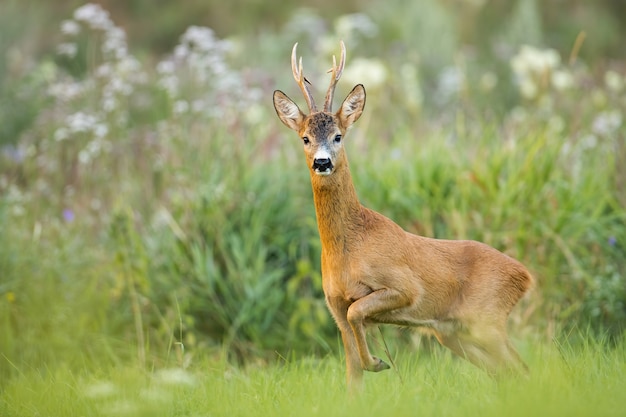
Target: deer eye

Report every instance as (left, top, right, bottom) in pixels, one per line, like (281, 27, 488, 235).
(334, 134, 342, 143)
(302, 137, 310, 145)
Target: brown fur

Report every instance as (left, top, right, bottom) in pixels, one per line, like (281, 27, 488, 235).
(273, 48, 533, 389)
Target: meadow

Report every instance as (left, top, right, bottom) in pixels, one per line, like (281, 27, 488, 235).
(2, 336, 626, 416)
(1, 1, 625, 415)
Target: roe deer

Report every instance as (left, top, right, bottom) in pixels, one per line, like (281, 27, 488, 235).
(272, 41, 534, 389)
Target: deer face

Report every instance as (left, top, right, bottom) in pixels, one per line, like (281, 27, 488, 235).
(273, 42, 366, 176)
(273, 84, 366, 176)
(301, 112, 343, 175)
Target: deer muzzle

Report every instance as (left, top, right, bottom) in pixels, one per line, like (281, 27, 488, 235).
(313, 158, 334, 175)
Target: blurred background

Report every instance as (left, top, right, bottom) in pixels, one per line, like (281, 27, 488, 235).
(1, 0, 625, 377)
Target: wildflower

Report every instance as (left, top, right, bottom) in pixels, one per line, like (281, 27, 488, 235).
(83, 381, 117, 399)
(285, 8, 326, 41)
(580, 134, 598, 150)
(66, 112, 98, 133)
(608, 236, 617, 247)
(154, 368, 196, 387)
(510, 45, 562, 99)
(592, 110, 623, 136)
(436, 66, 465, 102)
(63, 208, 75, 223)
(54, 127, 69, 142)
(2, 145, 24, 163)
(335, 13, 378, 40)
(156, 60, 175, 75)
(48, 81, 83, 102)
(519, 78, 538, 99)
(57, 43, 78, 58)
(604, 70, 624, 92)
(343, 58, 387, 89)
(6, 292, 16, 303)
(173, 100, 189, 115)
(101, 93, 117, 113)
(73, 3, 112, 31)
(551, 70, 573, 91)
(60, 20, 81, 36)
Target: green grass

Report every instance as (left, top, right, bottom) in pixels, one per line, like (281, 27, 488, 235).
(2, 336, 625, 417)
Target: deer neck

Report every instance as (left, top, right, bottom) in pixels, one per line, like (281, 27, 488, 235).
(309, 158, 363, 253)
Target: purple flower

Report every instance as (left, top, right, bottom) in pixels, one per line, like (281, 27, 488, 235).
(608, 236, 617, 247)
(63, 208, 75, 223)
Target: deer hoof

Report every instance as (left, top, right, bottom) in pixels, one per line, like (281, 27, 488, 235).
(366, 357, 390, 372)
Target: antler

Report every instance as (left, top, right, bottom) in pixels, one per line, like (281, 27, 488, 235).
(291, 43, 318, 113)
(323, 41, 346, 112)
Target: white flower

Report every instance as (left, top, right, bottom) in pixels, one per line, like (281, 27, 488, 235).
(604, 70, 624, 92)
(580, 134, 598, 150)
(519, 78, 538, 99)
(511, 45, 560, 77)
(343, 58, 387, 89)
(73, 3, 112, 31)
(60, 20, 81, 36)
(83, 381, 117, 399)
(103, 26, 127, 59)
(191, 99, 205, 113)
(154, 368, 196, 387)
(66, 112, 98, 133)
(173, 44, 189, 60)
(156, 60, 175, 74)
(436, 66, 465, 101)
(94, 124, 109, 139)
(592, 110, 623, 136)
(57, 42, 77, 58)
(101, 93, 117, 112)
(551, 70, 573, 91)
(173, 100, 189, 114)
(335, 13, 378, 39)
(181, 26, 217, 53)
(54, 127, 69, 142)
(48, 81, 83, 102)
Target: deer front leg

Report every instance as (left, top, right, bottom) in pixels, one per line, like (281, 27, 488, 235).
(326, 296, 364, 388)
(347, 288, 410, 372)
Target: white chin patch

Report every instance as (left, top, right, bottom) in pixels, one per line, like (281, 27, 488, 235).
(314, 169, 332, 176)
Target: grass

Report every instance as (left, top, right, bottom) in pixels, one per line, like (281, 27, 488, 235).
(2, 335, 625, 417)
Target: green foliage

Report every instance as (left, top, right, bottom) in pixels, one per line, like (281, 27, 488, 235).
(149, 151, 333, 361)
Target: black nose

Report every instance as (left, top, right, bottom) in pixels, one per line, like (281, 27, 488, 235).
(313, 158, 333, 172)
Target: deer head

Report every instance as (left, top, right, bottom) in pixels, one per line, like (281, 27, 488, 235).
(273, 42, 366, 177)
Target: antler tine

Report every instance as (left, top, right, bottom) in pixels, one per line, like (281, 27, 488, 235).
(291, 43, 317, 113)
(323, 40, 346, 112)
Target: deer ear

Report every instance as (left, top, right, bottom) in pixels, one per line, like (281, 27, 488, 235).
(337, 84, 366, 129)
(273, 90, 305, 132)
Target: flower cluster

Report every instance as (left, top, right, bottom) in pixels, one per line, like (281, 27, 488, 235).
(157, 26, 261, 122)
(510, 45, 573, 100)
(50, 3, 149, 165)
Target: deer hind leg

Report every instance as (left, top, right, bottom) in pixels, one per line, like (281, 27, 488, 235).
(346, 288, 409, 372)
(435, 323, 528, 377)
